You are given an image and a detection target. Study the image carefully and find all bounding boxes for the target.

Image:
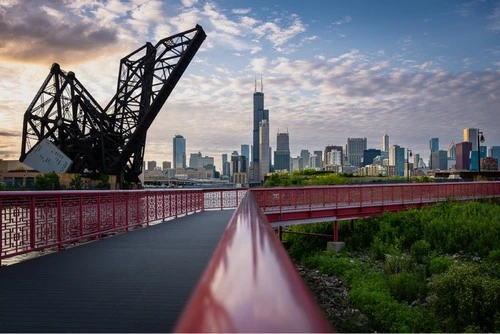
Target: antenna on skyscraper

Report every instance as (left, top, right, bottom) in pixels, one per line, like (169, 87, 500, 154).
(261, 75, 263, 92)
(254, 76, 257, 93)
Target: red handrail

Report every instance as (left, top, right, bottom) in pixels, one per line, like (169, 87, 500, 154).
(175, 192, 333, 332)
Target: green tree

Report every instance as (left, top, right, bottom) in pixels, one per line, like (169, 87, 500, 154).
(95, 174, 111, 190)
(35, 172, 60, 190)
(70, 174, 83, 190)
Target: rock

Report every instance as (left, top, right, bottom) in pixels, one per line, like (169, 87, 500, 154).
(294, 261, 371, 332)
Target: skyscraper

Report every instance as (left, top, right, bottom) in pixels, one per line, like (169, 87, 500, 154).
(363, 149, 381, 167)
(429, 138, 439, 169)
(456, 142, 472, 170)
(259, 120, 270, 182)
(447, 142, 456, 160)
(389, 145, 405, 176)
(382, 133, 389, 152)
(173, 135, 186, 170)
(431, 150, 448, 170)
(221, 154, 228, 176)
(347, 138, 367, 168)
(274, 132, 290, 172)
(489, 146, 500, 161)
(300, 150, 310, 169)
(464, 128, 479, 150)
(313, 150, 323, 169)
(241, 144, 250, 174)
(252, 77, 269, 182)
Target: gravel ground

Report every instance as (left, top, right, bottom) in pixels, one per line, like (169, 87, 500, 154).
(295, 262, 371, 332)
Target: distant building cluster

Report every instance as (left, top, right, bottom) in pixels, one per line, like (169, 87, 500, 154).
(138, 85, 500, 186)
(4, 80, 499, 190)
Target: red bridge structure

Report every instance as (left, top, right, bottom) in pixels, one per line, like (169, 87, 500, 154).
(0, 182, 499, 332)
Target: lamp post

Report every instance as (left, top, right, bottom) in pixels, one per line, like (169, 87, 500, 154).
(407, 149, 412, 182)
(478, 131, 485, 175)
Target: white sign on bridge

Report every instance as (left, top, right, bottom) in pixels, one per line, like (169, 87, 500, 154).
(23, 139, 72, 173)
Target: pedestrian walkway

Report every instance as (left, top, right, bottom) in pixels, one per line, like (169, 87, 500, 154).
(0, 209, 235, 333)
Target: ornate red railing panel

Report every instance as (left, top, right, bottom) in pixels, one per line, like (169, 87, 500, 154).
(175, 192, 333, 333)
(0, 188, 244, 265)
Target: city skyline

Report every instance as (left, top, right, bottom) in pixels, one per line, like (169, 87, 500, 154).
(0, 0, 499, 171)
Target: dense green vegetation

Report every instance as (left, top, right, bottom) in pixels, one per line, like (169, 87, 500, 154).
(263, 169, 433, 187)
(284, 200, 500, 332)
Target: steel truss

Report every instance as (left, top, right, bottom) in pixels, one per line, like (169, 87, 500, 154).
(20, 25, 206, 183)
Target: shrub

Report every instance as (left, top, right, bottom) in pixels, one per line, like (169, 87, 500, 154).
(35, 172, 60, 190)
(383, 253, 414, 275)
(429, 256, 454, 276)
(388, 271, 427, 303)
(283, 222, 332, 260)
(410, 239, 431, 267)
(349, 272, 433, 332)
(428, 263, 500, 332)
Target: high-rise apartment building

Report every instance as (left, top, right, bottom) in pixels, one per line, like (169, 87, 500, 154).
(328, 150, 343, 166)
(456, 142, 472, 170)
(173, 135, 186, 170)
(382, 133, 389, 152)
(274, 132, 290, 172)
(252, 78, 269, 182)
(324, 145, 343, 166)
(347, 138, 367, 168)
(259, 120, 270, 182)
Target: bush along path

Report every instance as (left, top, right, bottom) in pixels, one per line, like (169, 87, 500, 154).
(284, 200, 500, 333)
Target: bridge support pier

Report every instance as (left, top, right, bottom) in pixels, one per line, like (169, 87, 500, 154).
(328, 220, 345, 252)
(327, 241, 345, 253)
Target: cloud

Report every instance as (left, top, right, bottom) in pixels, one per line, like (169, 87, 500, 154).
(488, 3, 500, 32)
(253, 15, 306, 50)
(233, 8, 251, 15)
(181, 0, 199, 8)
(0, 131, 18, 137)
(0, 0, 121, 64)
(332, 15, 352, 25)
(249, 57, 267, 73)
(203, 2, 241, 35)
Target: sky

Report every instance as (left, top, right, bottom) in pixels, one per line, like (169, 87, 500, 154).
(0, 0, 499, 171)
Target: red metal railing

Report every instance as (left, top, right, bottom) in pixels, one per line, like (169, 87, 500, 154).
(175, 191, 333, 332)
(0, 188, 246, 265)
(252, 182, 500, 223)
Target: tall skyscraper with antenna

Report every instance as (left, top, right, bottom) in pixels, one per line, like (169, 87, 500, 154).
(382, 133, 389, 152)
(252, 77, 269, 182)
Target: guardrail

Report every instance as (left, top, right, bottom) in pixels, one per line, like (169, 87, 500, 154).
(175, 191, 333, 332)
(252, 182, 500, 223)
(0, 188, 246, 265)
